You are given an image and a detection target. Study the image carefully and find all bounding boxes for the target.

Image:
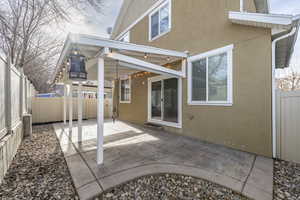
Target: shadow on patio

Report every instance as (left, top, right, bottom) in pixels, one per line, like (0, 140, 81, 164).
(53, 119, 273, 200)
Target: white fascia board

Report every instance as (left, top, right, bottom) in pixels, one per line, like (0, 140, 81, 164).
(52, 35, 72, 82)
(107, 52, 185, 78)
(229, 11, 294, 27)
(271, 28, 287, 35)
(71, 33, 187, 58)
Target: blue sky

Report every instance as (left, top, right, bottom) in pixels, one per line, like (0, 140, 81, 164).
(68, 0, 300, 72)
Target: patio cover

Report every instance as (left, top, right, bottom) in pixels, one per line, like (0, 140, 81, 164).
(54, 33, 187, 83)
(53, 33, 188, 165)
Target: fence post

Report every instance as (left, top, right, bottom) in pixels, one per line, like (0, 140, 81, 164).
(4, 62, 12, 133)
(19, 68, 24, 119)
(276, 89, 281, 159)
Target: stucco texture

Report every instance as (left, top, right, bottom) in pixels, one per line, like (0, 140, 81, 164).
(114, 0, 272, 157)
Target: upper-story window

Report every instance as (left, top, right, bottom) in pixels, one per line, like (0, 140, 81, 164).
(187, 45, 234, 106)
(149, 0, 171, 41)
(119, 31, 130, 42)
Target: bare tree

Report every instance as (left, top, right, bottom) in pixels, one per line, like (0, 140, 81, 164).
(277, 68, 300, 91)
(0, 0, 102, 91)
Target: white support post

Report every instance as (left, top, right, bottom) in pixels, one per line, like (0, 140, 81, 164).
(69, 84, 73, 133)
(78, 83, 83, 142)
(97, 57, 104, 165)
(63, 84, 67, 124)
(24, 78, 27, 113)
(240, 0, 244, 12)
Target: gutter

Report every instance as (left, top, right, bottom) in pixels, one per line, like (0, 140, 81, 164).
(271, 27, 297, 158)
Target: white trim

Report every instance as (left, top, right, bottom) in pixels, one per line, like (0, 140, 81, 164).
(68, 84, 73, 133)
(114, 0, 167, 40)
(0, 128, 7, 139)
(107, 52, 185, 78)
(54, 33, 188, 82)
(148, 0, 172, 42)
(71, 34, 187, 58)
(63, 84, 67, 124)
(10, 65, 21, 77)
(53, 35, 72, 83)
(96, 57, 104, 165)
(240, 0, 244, 12)
(229, 11, 297, 29)
(10, 120, 22, 131)
(119, 31, 130, 42)
(78, 83, 83, 142)
(187, 44, 234, 106)
(119, 77, 131, 104)
(147, 75, 182, 129)
(271, 27, 297, 158)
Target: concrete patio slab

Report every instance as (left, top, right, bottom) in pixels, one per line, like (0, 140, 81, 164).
(53, 119, 273, 200)
(65, 154, 96, 189)
(77, 181, 103, 200)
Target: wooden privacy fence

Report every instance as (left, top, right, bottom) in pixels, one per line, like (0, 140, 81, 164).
(32, 97, 112, 124)
(276, 90, 300, 163)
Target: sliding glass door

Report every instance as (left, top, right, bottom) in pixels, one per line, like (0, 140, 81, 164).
(151, 81, 162, 120)
(163, 78, 178, 123)
(149, 77, 179, 126)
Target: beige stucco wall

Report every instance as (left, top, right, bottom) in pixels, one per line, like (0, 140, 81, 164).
(114, 0, 272, 157)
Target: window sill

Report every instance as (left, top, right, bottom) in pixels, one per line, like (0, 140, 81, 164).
(188, 102, 233, 107)
(149, 30, 170, 42)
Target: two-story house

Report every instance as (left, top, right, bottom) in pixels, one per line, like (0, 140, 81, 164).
(110, 0, 299, 157)
(54, 0, 300, 163)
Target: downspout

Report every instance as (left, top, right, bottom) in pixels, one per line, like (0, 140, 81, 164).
(271, 27, 297, 158)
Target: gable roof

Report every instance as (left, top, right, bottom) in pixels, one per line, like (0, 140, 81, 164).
(111, 0, 160, 39)
(111, 0, 270, 40)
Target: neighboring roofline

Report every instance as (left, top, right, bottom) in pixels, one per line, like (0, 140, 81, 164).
(112, 0, 167, 40)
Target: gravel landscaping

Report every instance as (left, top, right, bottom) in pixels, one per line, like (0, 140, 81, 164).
(102, 174, 250, 200)
(0, 125, 78, 200)
(2, 124, 300, 200)
(274, 159, 300, 200)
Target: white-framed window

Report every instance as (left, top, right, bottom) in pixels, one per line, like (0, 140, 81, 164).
(149, 0, 171, 41)
(187, 44, 234, 106)
(119, 31, 130, 43)
(119, 78, 131, 103)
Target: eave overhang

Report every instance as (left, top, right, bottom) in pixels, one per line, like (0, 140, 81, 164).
(229, 12, 300, 69)
(229, 12, 299, 29)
